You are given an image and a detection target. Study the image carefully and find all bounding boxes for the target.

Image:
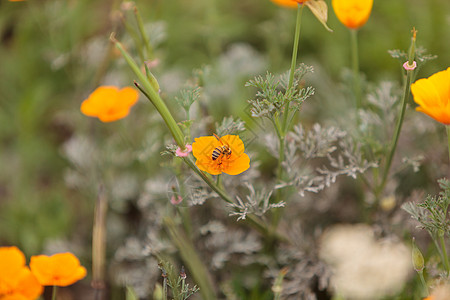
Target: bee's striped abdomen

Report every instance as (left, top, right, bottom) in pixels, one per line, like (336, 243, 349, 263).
(212, 147, 223, 160)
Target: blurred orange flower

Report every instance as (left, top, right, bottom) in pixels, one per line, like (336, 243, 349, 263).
(30, 253, 87, 287)
(8, 0, 25, 2)
(332, 0, 373, 29)
(411, 67, 450, 125)
(81, 86, 139, 122)
(192, 134, 250, 175)
(270, 0, 308, 9)
(0, 246, 43, 300)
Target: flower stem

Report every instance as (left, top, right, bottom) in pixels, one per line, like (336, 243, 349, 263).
(134, 6, 153, 59)
(181, 157, 276, 239)
(282, 4, 304, 132)
(111, 34, 186, 150)
(350, 29, 361, 109)
(164, 217, 216, 300)
(52, 286, 58, 300)
(418, 270, 429, 296)
(377, 68, 413, 197)
(446, 125, 450, 164)
(439, 231, 450, 275)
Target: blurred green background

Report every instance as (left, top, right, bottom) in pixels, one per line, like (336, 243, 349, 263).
(0, 0, 449, 288)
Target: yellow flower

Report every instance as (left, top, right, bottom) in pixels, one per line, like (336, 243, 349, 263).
(192, 134, 250, 175)
(0, 246, 43, 300)
(411, 67, 450, 125)
(270, 0, 308, 9)
(30, 253, 87, 287)
(81, 86, 139, 122)
(332, 0, 373, 29)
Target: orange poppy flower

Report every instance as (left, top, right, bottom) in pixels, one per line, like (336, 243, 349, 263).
(0, 246, 43, 300)
(411, 67, 450, 125)
(192, 134, 250, 175)
(8, 0, 25, 2)
(332, 0, 373, 29)
(270, 0, 308, 9)
(30, 253, 87, 287)
(81, 86, 139, 122)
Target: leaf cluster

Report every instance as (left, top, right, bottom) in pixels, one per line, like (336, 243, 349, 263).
(228, 183, 285, 221)
(158, 261, 200, 300)
(402, 178, 450, 236)
(245, 64, 314, 119)
(278, 124, 377, 196)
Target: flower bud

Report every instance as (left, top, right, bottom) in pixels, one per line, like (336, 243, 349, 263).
(412, 238, 425, 272)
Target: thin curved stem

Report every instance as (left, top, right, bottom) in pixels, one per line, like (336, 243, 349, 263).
(377, 69, 413, 197)
(446, 125, 450, 164)
(282, 4, 304, 133)
(351, 29, 361, 109)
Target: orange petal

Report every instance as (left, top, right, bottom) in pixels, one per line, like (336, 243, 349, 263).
(195, 159, 222, 175)
(192, 136, 221, 162)
(221, 135, 245, 157)
(81, 86, 119, 116)
(81, 86, 138, 122)
(97, 107, 132, 122)
(412, 67, 450, 124)
(332, 0, 373, 29)
(223, 153, 250, 175)
(270, 0, 298, 8)
(117, 87, 139, 108)
(14, 268, 43, 300)
(30, 253, 86, 287)
(0, 246, 26, 284)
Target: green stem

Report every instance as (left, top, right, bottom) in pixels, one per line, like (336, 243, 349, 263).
(52, 286, 58, 300)
(134, 6, 153, 59)
(377, 68, 413, 197)
(164, 217, 216, 299)
(111, 35, 186, 150)
(182, 157, 283, 240)
(216, 174, 222, 187)
(418, 271, 429, 296)
(282, 4, 304, 132)
(446, 126, 450, 164)
(439, 232, 450, 275)
(182, 157, 233, 204)
(350, 29, 361, 109)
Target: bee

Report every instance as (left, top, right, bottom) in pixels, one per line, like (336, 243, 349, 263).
(212, 133, 232, 161)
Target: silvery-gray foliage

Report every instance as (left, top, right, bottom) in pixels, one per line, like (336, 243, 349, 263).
(278, 124, 377, 196)
(246, 64, 315, 119)
(215, 116, 246, 137)
(228, 183, 285, 221)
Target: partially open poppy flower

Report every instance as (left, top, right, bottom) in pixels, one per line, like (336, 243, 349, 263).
(270, 0, 308, 8)
(332, 0, 373, 29)
(81, 86, 139, 122)
(411, 67, 450, 125)
(30, 253, 87, 287)
(192, 134, 250, 175)
(0, 246, 43, 300)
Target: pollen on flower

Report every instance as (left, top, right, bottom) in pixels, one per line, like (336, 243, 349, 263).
(81, 86, 139, 123)
(192, 134, 250, 175)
